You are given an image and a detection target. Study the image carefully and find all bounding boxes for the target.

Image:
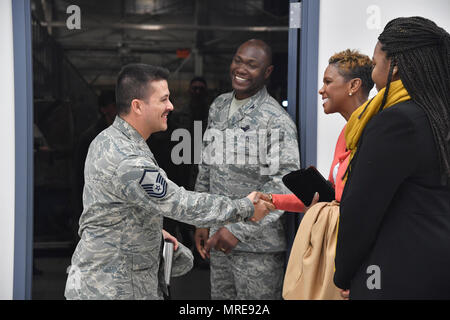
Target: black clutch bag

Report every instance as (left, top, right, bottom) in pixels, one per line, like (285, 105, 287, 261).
(282, 166, 335, 206)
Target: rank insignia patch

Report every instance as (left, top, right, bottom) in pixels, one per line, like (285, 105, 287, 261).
(139, 169, 167, 198)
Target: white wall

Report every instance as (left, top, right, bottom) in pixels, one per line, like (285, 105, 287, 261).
(316, 0, 450, 176)
(0, 0, 15, 300)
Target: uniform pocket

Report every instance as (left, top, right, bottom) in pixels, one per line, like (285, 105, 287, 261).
(132, 254, 153, 271)
(131, 254, 158, 299)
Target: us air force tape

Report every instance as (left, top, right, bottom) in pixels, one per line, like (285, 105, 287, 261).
(139, 169, 167, 198)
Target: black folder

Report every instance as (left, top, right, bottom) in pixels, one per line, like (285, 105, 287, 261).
(282, 166, 335, 206)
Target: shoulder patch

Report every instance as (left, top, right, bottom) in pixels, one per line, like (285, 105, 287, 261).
(139, 169, 167, 198)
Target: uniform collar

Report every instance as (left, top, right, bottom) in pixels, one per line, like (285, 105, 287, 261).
(113, 116, 146, 145)
(232, 86, 267, 114)
(217, 86, 268, 129)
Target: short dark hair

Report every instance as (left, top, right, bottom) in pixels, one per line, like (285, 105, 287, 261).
(242, 39, 273, 66)
(115, 63, 170, 115)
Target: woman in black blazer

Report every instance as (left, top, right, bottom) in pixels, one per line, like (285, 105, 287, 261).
(334, 17, 450, 299)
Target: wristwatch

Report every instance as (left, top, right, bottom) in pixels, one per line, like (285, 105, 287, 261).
(267, 193, 273, 203)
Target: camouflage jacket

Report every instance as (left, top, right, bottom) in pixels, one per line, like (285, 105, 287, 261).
(195, 86, 301, 252)
(65, 116, 254, 300)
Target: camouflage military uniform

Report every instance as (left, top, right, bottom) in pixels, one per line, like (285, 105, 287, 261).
(64, 116, 254, 300)
(195, 86, 301, 299)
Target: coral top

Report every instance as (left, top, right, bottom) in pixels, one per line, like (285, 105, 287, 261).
(272, 126, 350, 212)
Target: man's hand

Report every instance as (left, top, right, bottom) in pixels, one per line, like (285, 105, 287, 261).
(246, 191, 276, 222)
(204, 227, 239, 256)
(194, 228, 210, 259)
(162, 229, 179, 251)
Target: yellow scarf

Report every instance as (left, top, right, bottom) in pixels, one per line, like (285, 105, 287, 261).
(344, 80, 411, 180)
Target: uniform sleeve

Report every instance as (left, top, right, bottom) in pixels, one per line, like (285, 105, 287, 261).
(195, 159, 210, 193)
(333, 108, 419, 290)
(194, 100, 217, 194)
(115, 158, 254, 228)
(224, 114, 301, 242)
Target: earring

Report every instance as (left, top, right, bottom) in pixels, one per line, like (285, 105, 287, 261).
(349, 92, 353, 96)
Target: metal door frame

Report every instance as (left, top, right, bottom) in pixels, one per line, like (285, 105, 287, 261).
(285, 0, 320, 259)
(12, 0, 34, 300)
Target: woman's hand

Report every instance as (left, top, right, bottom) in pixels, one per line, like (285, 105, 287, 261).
(340, 289, 350, 300)
(249, 191, 272, 203)
(305, 192, 320, 211)
(246, 191, 276, 222)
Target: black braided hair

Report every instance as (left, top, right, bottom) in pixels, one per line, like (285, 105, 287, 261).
(378, 16, 450, 184)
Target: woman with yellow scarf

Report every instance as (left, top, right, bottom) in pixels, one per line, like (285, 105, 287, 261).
(334, 17, 450, 299)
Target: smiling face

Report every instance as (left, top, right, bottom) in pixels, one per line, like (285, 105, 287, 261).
(230, 41, 273, 100)
(141, 79, 173, 134)
(318, 64, 351, 116)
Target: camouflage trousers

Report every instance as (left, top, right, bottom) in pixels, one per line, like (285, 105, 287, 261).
(210, 250, 285, 300)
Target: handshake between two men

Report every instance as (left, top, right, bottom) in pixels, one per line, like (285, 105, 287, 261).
(196, 191, 276, 258)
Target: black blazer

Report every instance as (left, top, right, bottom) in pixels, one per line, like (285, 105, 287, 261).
(334, 100, 450, 299)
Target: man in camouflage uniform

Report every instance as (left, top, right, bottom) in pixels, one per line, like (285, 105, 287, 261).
(64, 64, 272, 300)
(194, 39, 301, 299)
